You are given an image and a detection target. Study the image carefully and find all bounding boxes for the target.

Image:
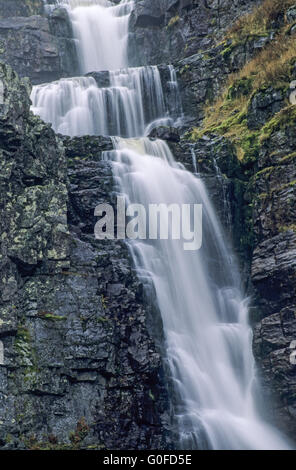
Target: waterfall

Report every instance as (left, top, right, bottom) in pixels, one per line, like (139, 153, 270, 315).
(31, 66, 170, 137)
(107, 138, 291, 450)
(61, 0, 133, 73)
(35, 0, 292, 449)
(32, 1, 178, 138)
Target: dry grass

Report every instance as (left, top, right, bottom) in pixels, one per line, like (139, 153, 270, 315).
(190, 0, 296, 161)
(238, 35, 296, 89)
(201, 32, 296, 132)
(196, 33, 296, 160)
(228, 0, 296, 40)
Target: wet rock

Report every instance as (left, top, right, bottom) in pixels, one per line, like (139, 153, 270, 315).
(148, 126, 180, 142)
(0, 12, 78, 84)
(128, 0, 260, 67)
(85, 71, 110, 88)
(247, 88, 286, 130)
(48, 7, 73, 38)
(249, 122, 296, 438)
(133, 0, 166, 27)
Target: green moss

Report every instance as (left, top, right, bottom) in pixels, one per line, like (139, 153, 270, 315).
(278, 224, 296, 233)
(167, 15, 180, 29)
(14, 326, 40, 373)
(254, 166, 275, 179)
(16, 327, 31, 344)
(15, 328, 32, 362)
(101, 294, 108, 310)
(5, 434, 13, 444)
(186, 127, 200, 142)
(179, 64, 190, 75)
(240, 130, 260, 163)
(149, 390, 155, 401)
(37, 311, 66, 321)
(260, 106, 296, 142)
(278, 151, 296, 163)
(227, 77, 254, 100)
(220, 40, 241, 59)
(258, 192, 268, 200)
(97, 316, 109, 324)
(280, 179, 296, 190)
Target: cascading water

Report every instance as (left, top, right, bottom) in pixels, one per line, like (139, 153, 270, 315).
(107, 138, 291, 450)
(31, 67, 169, 137)
(60, 0, 133, 73)
(32, 1, 173, 137)
(34, 0, 292, 449)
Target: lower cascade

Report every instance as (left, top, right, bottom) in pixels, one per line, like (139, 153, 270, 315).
(30, 0, 293, 449)
(106, 138, 291, 450)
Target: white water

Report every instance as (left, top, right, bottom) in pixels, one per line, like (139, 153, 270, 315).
(32, 1, 173, 137)
(107, 138, 291, 450)
(37, 0, 292, 449)
(31, 67, 169, 137)
(53, 0, 133, 73)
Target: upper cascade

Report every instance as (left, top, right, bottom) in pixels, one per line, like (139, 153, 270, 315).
(32, 1, 181, 138)
(55, 0, 134, 73)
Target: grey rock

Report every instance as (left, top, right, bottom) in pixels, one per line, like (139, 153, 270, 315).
(148, 126, 180, 142)
(286, 5, 296, 23)
(0, 12, 78, 84)
(85, 71, 110, 88)
(0, 0, 44, 18)
(128, 0, 260, 67)
(247, 88, 285, 130)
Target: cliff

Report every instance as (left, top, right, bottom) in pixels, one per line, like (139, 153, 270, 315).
(0, 62, 172, 449)
(0, 0, 295, 449)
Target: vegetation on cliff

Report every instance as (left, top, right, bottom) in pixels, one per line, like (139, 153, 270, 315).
(190, 0, 296, 164)
(227, 0, 296, 40)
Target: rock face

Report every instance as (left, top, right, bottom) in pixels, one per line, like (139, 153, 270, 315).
(251, 123, 296, 437)
(171, 0, 296, 439)
(148, 126, 180, 142)
(0, 64, 172, 449)
(0, 0, 44, 18)
(128, 0, 261, 67)
(0, 4, 79, 84)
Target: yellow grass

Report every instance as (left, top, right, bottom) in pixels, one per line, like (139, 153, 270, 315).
(190, 0, 296, 161)
(228, 0, 296, 40)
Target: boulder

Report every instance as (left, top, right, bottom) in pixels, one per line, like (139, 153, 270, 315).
(148, 125, 180, 142)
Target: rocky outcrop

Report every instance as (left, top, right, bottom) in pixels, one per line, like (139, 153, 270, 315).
(128, 0, 261, 67)
(148, 125, 180, 142)
(251, 120, 296, 437)
(0, 64, 172, 450)
(163, 0, 296, 440)
(0, 0, 44, 18)
(0, 5, 79, 84)
(174, 31, 277, 127)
